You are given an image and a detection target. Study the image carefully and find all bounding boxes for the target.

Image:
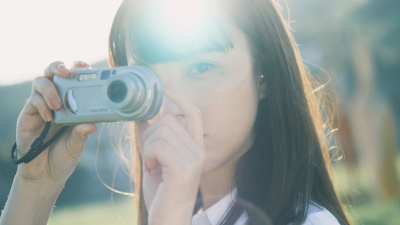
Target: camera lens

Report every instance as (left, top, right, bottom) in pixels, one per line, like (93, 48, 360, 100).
(107, 80, 127, 103)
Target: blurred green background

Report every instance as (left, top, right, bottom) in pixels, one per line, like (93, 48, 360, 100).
(1, 0, 400, 224)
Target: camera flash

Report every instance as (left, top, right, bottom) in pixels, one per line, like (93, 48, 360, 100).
(77, 73, 98, 81)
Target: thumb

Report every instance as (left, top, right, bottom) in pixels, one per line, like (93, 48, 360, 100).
(65, 123, 97, 158)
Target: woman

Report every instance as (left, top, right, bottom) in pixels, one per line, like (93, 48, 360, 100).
(0, 0, 350, 224)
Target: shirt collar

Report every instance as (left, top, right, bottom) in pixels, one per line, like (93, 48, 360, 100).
(204, 188, 238, 225)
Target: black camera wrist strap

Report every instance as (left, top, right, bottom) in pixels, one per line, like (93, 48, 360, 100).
(10, 121, 69, 164)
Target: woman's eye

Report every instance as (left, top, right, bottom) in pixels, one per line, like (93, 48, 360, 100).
(188, 62, 214, 76)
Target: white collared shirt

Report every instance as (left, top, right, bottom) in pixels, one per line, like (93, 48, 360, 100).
(191, 188, 340, 225)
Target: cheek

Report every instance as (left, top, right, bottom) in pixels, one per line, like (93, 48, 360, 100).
(204, 80, 258, 142)
(198, 73, 259, 170)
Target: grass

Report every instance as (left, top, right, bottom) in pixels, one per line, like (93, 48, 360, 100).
(347, 200, 400, 225)
(47, 196, 400, 225)
(47, 157, 400, 225)
(332, 156, 400, 225)
(48, 197, 137, 225)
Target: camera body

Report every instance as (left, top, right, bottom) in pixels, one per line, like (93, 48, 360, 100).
(53, 65, 163, 125)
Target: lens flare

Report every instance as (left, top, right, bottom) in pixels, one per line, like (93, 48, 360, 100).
(163, 0, 205, 32)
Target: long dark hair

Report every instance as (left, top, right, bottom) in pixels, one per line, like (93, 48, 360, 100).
(108, 0, 350, 224)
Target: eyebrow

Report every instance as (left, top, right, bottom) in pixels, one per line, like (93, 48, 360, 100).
(127, 37, 235, 65)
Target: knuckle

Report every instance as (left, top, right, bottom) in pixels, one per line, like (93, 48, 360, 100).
(30, 92, 41, 103)
(157, 125, 170, 135)
(32, 76, 43, 83)
(144, 138, 167, 152)
(142, 139, 150, 151)
(51, 60, 64, 67)
(73, 60, 88, 66)
(162, 114, 176, 122)
(193, 108, 202, 117)
(154, 139, 167, 150)
(45, 61, 63, 73)
(33, 77, 56, 97)
(32, 76, 46, 88)
(44, 65, 50, 74)
(29, 93, 46, 110)
(64, 139, 82, 161)
(50, 62, 61, 72)
(180, 164, 196, 179)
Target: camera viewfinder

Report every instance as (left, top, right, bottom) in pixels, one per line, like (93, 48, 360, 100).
(101, 70, 111, 80)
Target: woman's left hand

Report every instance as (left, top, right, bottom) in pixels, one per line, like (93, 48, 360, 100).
(136, 85, 206, 225)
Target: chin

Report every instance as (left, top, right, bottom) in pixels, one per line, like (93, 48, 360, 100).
(200, 149, 218, 173)
(201, 163, 218, 174)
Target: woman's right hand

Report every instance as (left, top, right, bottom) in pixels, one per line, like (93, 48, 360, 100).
(15, 60, 98, 185)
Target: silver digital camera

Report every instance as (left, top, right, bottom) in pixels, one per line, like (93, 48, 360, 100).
(53, 65, 164, 125)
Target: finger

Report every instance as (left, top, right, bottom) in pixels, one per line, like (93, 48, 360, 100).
(142, 114, 198, 151)
(163, 85, 204, 146)
(24, 92, 52, 121)
(44, 61, 70, 80)
(32, 76, 62, 110)
(143, 139, 182, 171)
(64, 123, 97, 160)
(144, 124, 192, 160)
(136, 121, 150, 152)
(71, 60, 92, 70)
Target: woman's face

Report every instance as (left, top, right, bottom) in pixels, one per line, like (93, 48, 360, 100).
(133, 35, 265, 173)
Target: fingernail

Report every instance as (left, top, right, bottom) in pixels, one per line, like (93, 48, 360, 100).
(77, 61, 86, 66)
(44, 110, 52, 121)
(145, 162, 151, 175)
(57, 64, 69, 72)
(50, 95, 62, 110)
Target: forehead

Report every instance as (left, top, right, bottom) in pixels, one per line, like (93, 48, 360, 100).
(127, 35, 249, 68)
(124, 0, 238, 65)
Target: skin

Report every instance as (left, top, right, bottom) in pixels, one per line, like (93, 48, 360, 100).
(135, 36, 267, 224)
(0, 60, 98, 225)
(0, 36, 266, 225)
(0, 0, 266, 223)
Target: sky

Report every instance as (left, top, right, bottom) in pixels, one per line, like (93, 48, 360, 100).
(0, 0, 124, 86)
